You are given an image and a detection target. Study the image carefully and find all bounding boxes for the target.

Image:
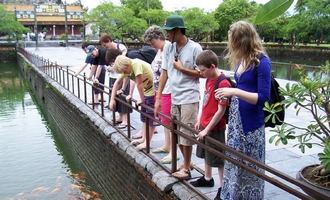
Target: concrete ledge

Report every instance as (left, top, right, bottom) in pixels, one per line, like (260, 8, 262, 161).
(17, 52, 200, 200)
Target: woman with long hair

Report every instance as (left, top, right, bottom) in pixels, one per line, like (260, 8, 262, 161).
(215, 21, 271, 200)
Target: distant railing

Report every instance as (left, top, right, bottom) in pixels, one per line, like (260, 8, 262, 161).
(218, 60, 320, 81)
(18, 47, 329, 200)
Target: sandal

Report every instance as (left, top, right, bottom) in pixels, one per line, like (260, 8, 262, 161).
(151, 147, 169, 154)
(172, 168, 191, 180)
(117, 124, 127, 129)
(160, 154, 179, 164)
(88, 102, 100, 105)
(178, 164, 194, 171)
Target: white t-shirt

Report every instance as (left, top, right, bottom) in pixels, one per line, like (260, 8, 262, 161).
(162, 39, 202, 105)
(109, 42, 127, 79)
(151, 41, 171, 94)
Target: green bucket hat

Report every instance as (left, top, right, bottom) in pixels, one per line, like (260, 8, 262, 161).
(162, 15, 186, 30)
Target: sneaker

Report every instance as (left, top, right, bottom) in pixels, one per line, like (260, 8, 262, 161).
(190, 176, 214, 187)
(214, 187, 222, 200)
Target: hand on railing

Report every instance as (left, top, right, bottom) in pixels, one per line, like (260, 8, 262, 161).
(126, 94, 132, 102)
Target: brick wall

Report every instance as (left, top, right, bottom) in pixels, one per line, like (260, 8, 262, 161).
(17, 53, 202, 200)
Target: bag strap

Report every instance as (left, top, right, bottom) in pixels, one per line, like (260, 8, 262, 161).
(214, 73, 227, 91)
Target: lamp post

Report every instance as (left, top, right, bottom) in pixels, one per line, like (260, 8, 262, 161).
(33, 3, 38, 50)
(64, 1, 68, 48)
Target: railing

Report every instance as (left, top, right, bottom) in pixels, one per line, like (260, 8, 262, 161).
(219, 59, 320, 81)
(17, 47, 329, 200)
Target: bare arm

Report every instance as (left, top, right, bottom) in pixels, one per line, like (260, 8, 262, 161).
(216, 88, 258, 105)
(75, 63, 88, 76)
(88, 64, 97, 80)
(95, 65, 102, 79)
(135, 74, 145, 103)
(197, 104, 226, 140)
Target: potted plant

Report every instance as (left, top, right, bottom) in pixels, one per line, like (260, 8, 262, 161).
(265, 61, 330, 199)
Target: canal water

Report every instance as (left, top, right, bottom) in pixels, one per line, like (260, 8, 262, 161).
(0, 62, 101, 199)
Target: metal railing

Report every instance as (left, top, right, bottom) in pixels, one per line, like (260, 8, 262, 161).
(18, 47, 329, 200)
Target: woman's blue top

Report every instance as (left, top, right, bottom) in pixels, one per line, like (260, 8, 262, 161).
(234, 55, 272, 134)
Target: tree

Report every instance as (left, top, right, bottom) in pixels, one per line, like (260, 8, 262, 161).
(257, 15, 288, 43)
(85, 2, 148, 41)
(0, 5, 28, 39)
(179, 8, 219, 41)
(138, 9, 170, 26)
(120, 0, 163, 16)
(213, 0, 258, 41)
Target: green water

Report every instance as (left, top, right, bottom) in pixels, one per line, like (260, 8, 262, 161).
(0, 63, 101, 200)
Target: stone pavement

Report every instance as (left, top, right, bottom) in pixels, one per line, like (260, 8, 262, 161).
(26, 47, 322, 200)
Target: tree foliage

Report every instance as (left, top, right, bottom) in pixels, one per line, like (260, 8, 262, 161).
(0, 5, 28, 38)
(179, 8, 219, 41)
(213, 0, 258, 41)
(121, 0, 163, 16)
(85, 2, 148, 41)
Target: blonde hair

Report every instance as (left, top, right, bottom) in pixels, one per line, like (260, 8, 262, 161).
(226, 21, 266, 70)
(114, 55, 131, 73)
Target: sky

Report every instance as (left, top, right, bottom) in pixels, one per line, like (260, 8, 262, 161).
(66, 0, 275, 12)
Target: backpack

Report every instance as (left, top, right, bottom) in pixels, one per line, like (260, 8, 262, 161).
(264, 75, 285, 127)
(255, 55, 285, 128)
(214, 74, 236, 124)
(127, 45, 157, 64)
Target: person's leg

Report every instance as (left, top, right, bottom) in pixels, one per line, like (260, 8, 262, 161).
(218, 166, 224, 187)
(136, 123, 155, 150)
(205, 162, 212, 180)
(181, 145, 192, 170)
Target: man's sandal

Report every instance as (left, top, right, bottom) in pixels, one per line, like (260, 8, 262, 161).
(172, 168, 191, 180)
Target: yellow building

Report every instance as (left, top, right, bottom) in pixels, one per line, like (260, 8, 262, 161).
(3, 1, 85, 39)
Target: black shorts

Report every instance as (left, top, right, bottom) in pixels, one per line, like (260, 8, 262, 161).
(94, 66, 106, 95)
(196, 129, 225, 167)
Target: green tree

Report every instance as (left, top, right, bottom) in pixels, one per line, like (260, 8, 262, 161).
(293, 0, 330, 44)
(257, 15, 288, 43)
(138, 9, 170, 26)
(0, 5, 28, 39)
(179, 8, 219, 41)
(85, 2, 148, 41)
(120, 0, 163, 16)
(213, 0, 258, 41)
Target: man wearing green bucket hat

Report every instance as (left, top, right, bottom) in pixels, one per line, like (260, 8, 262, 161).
(155, 15, 203, 180)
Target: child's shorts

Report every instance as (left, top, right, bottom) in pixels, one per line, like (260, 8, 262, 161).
(196, 129, 225, 167)
(140, 95, 156, 126)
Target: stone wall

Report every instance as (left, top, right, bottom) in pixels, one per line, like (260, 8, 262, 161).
(17, 53, 202, 200)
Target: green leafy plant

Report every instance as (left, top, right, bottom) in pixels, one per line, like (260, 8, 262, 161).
(267, 61, 330, 179)
(254, 0, 294, 24)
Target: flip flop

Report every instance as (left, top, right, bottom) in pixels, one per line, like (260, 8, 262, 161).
(88, 102, 100, 105)
(151, 147, 169, 154)
(172, 168, 191, 180)
(117, 124, 127, 129)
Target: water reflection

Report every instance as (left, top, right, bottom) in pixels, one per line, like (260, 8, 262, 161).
(0, 63, 101, 199)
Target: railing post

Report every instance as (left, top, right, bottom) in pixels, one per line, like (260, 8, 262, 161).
(66, 66, 69, 90)
(146, 116, 150, 153)
(71, 72, 75, 95)
(171, 116, 178, 173)
(62, 66, 65, 87)
(77, 75, 80, 99)
(92, 85, 95, 110)
(127, 99, 131, 139)
(83, 73, 87, 104)
(59, 66, 62, 85)
(55, 63, 58, 81)
(288, 62, 293, 80)
(100, 92, 104, 117)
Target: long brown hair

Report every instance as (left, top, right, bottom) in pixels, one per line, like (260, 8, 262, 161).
(226, 21, 266, 70)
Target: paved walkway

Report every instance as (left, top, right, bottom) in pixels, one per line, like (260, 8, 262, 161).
(26, 47, 322, 200)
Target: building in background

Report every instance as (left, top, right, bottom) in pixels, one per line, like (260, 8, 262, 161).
(2, 0, 85, 40)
